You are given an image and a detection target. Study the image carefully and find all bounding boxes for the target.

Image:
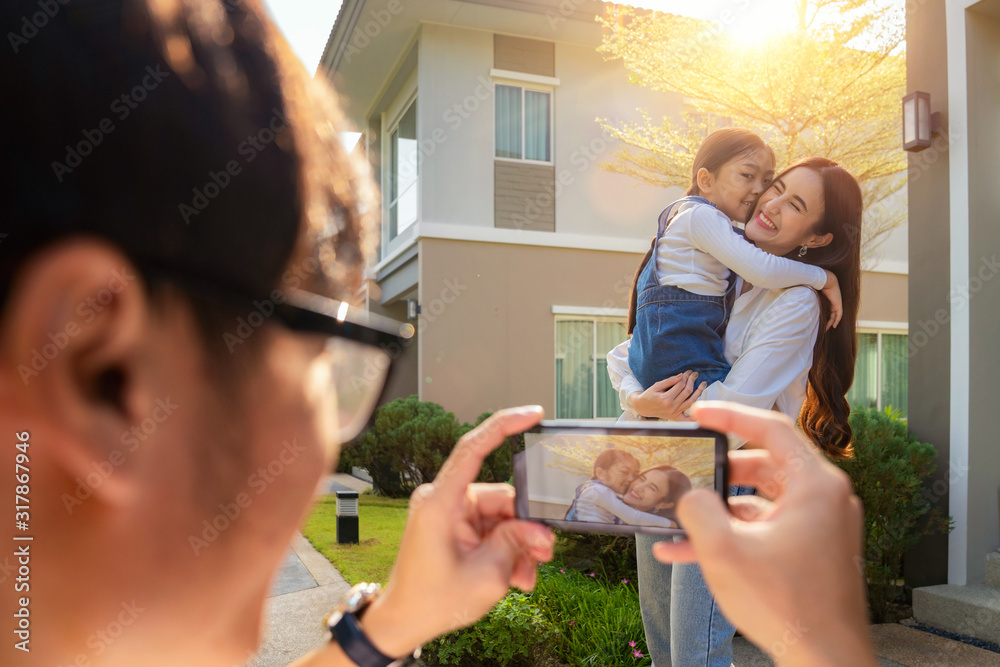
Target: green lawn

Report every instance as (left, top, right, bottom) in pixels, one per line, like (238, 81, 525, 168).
(302, 494, 409, 585)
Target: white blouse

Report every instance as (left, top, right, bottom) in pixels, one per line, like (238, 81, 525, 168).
(607, 280, 822, 439)
(654, 202, 827, 296)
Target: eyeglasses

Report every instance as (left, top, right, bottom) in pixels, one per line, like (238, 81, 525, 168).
(139, 265, 413, 443)
(275, 289, 413, 442)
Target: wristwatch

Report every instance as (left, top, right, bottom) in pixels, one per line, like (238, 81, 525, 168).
(326, 582, 421, 667)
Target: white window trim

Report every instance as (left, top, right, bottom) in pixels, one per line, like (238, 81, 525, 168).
(384, 90, 419, 243)
(493, 82, 555, 166)
(554, 314, 628, 421)
(552, 305, 629, 318)
(490, 68, 560, 87)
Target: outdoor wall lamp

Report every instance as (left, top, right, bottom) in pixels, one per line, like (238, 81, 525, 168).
(902, 91, 941, 152)
(407, 298, 421, 320)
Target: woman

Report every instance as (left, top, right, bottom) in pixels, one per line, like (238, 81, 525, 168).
(608, 157, 863, 667)
(622, 465, 693, 527)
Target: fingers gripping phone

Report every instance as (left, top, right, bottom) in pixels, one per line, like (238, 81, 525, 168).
(512, 421, 729, 537)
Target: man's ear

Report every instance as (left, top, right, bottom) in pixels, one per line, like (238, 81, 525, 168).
(808, 232, 834, 249)
(695, 167, 715, 195)
(0, 239, 150, 507)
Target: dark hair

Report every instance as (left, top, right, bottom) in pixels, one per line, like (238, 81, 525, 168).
(772, 158, 863, 460)
(0, 0, 372, 345)
(591, 449, 639, 479)
(627, 128, 773, 334)
(630, 464, 692, 524)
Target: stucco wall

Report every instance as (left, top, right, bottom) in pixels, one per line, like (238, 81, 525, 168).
(965, 5, 1000, 583)
(415, 23, 680, 239)
(418, 23, 496, 228)
(416, 238, 639, 422)
(859, 271, 908, 323)
(905, 0, 951, 587)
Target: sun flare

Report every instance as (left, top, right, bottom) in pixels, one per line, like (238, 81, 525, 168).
(626, 0, 799, 44)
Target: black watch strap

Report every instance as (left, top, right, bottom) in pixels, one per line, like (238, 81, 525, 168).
(330, 610, 397, 667)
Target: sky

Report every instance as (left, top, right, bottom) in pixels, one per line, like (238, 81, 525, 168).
(261, 1, 800, 74)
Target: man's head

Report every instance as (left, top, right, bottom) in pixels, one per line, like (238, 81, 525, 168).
(0, 0, 375, 663)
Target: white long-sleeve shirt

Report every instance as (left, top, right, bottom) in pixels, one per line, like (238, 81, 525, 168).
(655, 201, 827, 296)
(571, 481, 676, 528)
(608, 281, 821, 442)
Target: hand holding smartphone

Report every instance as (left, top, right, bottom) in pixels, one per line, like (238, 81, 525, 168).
(512, 420, 729, 537)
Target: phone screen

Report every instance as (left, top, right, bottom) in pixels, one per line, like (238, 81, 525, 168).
(512, 421, 728, 536)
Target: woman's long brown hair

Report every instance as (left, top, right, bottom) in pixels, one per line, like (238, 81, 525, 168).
(627, 128, 773, 334)
(776, 157, 864, 460)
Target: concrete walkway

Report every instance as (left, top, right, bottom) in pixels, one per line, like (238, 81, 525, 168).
(246, 475, 371, 667)
(247, 474, 999, 666)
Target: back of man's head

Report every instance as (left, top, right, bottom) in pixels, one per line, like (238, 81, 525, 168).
(0, 0, 371, 323)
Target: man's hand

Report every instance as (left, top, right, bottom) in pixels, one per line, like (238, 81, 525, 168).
(653, 402, 876, 667)
(359, 406, 555, 659)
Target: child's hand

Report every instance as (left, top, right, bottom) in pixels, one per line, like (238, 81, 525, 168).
(821, 270, 843, 330)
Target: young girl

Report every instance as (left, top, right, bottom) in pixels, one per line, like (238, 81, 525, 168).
(627, 128, 842, 392)
(564, 449, 676, 528)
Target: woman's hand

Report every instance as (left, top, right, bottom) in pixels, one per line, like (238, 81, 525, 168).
(358, 407, 556, 659)
(821, 269, 843, 330)
(653, 402, 876, 667)
(628, 370, 707, 420)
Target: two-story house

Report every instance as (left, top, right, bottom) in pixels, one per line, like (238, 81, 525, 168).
(318, 0, 910, 424)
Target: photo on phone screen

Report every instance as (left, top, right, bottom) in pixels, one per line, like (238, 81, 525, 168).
(512, 422, 728, 537)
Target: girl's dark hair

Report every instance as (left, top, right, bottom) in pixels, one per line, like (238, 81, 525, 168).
(633, 464, 692, 523)
(774, 158, 863, 460)
(627, 128, 773, 334)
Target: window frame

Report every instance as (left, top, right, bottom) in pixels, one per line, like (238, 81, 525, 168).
(384, 91, 419, 243)
(553, 314, 628, 421)
(493, 82, 555, 166)
(851, 325, 909, 416)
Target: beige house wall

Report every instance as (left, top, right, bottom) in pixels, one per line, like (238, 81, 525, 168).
(413, 239, 909, 423)
(417, 238, 639, 422)
(858, 271, 908, 324)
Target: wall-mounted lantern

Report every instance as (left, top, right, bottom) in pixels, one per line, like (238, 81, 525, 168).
(902, 91, 942, 152)
(407, 298, 421, 321)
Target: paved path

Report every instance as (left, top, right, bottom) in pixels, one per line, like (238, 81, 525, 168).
(246, 475, 371, 667)
(247, 474, 998, 666)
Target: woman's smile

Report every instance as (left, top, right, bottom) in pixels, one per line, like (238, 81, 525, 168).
(755, 210, 778, 231)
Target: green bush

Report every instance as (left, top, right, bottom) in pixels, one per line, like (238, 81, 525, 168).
(341, 396, 466, 497)
(422, 564, 650, 667)
(533, 564, 650, 667)
(554, 532, 638, 585)
(837, 407, 951, 622)
(423, 591, 560, 667)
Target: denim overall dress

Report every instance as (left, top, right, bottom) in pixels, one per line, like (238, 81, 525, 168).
(628, 196, 739, 391)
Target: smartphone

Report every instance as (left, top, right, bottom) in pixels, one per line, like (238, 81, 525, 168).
(512, 420, 729, 537)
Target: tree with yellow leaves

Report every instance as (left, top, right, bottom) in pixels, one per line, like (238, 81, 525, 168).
(598, 0, 905, 262)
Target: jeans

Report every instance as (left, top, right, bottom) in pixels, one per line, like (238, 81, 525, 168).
(636, 485, 756, 667)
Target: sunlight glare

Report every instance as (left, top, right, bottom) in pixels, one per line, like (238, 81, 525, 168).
(626, 0, 799, 44)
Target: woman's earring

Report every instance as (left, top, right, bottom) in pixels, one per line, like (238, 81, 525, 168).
(798, 245, 808, 257)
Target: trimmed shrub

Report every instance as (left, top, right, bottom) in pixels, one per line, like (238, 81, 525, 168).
(837, 407, 951, 622)
(423, 591, 561, 667)
(341, 396, 465, 497)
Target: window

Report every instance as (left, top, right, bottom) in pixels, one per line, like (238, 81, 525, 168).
(555, 317, 627, 419)
(847, 330, 908, 417)
(388, 100, 417, 239)
(495, 84, 551, 162)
